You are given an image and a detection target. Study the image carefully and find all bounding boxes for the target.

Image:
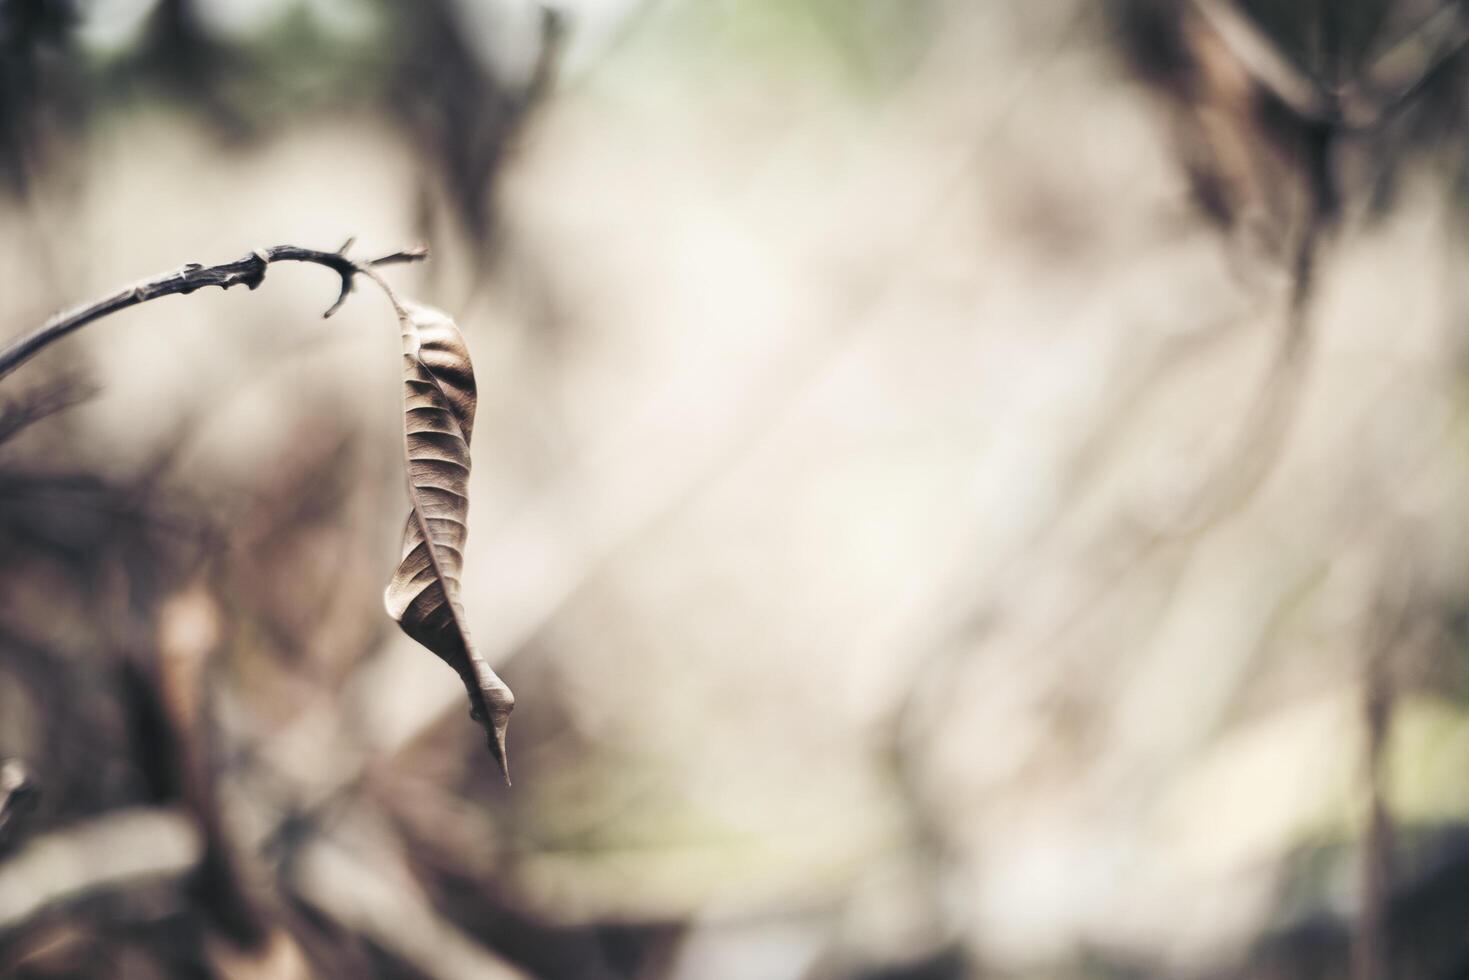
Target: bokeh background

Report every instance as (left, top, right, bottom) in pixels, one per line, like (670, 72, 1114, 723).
(4, 0, 1469, 977)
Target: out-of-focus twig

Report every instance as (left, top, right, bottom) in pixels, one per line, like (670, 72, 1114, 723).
(1351, 542, 1418, 980)
(0, 375, 96, 445)
(1191, 0, 1469, 129)
(0, 807, 199, 932)
(292, 814, 530, 980)
(1190, 0, 1333, 120)
(1165, 218, 1321, 531)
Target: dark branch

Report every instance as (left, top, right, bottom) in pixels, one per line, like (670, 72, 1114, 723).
(0, 243, 428, 382)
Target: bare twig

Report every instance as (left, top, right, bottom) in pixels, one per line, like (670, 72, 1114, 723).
(291, 813, 531, 980)
(1191, 0, 1334, 121)
(0, 243, 429, 382)
(0, 807, 200, 931)
(0, 374, 96, 445)
(1354, 652, 1394, 980)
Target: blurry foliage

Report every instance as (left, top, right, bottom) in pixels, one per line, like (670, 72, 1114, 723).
(1108, 0, 1469, 233)
(0, 0, 85, 194)
(377, 0, 562, 253)
(0, 0, 560, 252)
(121, 0, 257, 131)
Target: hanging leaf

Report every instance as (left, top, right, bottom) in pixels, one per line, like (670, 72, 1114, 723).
(384, 301, 514, 782)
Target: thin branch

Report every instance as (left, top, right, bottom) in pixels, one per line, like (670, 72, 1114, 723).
(0, 243, 429, 382)
(292, 821, 531, 980)
(1355, 1, 1469, 126)
(0, 807, 199, 931)
(1191, 0, 1335, 121)
(1166, 216, 1320, 531)
(0, 373, 97, 445)
(1351, 542, 1417, 980)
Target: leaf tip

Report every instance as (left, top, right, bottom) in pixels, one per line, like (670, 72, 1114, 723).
(493, 728, 512, 788)
(475, 703, 512, 786)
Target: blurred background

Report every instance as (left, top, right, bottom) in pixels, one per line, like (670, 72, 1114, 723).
(4, 0, 1469, 977)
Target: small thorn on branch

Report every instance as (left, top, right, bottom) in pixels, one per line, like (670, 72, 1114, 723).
(322, 277, 355, 319)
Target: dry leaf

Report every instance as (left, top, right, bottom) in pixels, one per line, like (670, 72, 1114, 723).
(384, 302, 514, 781)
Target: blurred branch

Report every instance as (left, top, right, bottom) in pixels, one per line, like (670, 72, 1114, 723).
(0, 0, 83, 197)
(1192, 0, 1333, 119)
(0, 242, 429, 382)
(1358, 2, 1469, 123)
(0, 807, 199, 932)
(1194, 0, 1469, 129)
(0, 373, 95, 445)
(1352, 543, 1420, 980)
(292, 817, 531, 980)
(391, 0, 565, 256)
(1166, 219, 1320, 530)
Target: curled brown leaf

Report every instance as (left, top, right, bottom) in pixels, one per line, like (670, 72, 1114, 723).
(383, 302, 514, 782)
